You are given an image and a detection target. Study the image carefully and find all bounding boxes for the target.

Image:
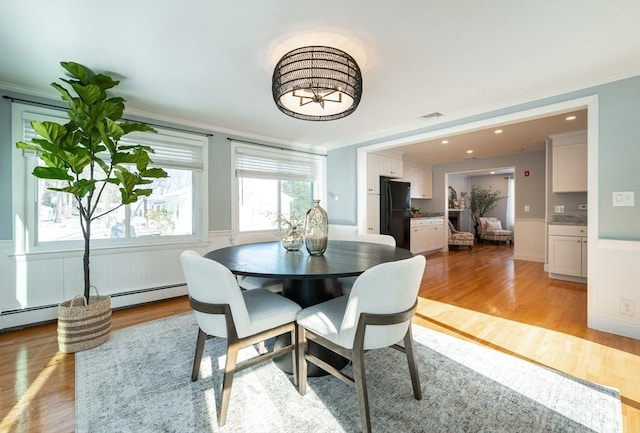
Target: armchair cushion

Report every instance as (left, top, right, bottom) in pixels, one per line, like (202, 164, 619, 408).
(485, 219, 502, 231)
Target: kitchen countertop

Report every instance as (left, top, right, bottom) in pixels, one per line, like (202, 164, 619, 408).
(549, 214, 587, 225)
(411, 213, 444, 219)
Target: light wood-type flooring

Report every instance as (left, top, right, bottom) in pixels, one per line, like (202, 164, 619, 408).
(1, 243, 638, 432)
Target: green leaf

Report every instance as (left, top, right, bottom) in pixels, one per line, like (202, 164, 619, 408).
(50, 82, 74, 104)
(91, 74, 119, 91)
(140, 167, 169, 178)
(16, 141, 40, 152)
(61, 61, 93, 83)
(113, 148, 151, 171)
(33, 166, 74, 181)
(31, 120, 67, 144)
(104, 118, 125, 142)
(102, 98, 125, 120)
(69, 82, 103, 104)
(75, 179, 96, 198)
(120, 122, 156, 135)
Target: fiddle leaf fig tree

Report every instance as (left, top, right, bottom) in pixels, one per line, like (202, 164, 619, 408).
(16, 61, 168, 302)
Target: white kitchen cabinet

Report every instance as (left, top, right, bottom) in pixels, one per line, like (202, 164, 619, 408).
(551, 130, 587, 193)
(548, 225, 587, 281)
(426, 220, 445, 251)
(412, 168, 432, 199)
(366, 194, 380, 234)
(410, 222, 427, 254)
(402, 166, 433, 199)
(410, 218, 444, 253)
(378, 155, 403, 178)
(366, 153, 380, 194)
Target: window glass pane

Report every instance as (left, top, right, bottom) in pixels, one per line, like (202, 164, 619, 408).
(238, 177, 313, 232)
(134, 168, 194, 237)
(238, 178, 279, 231)
(280, 180, 312, 224)
(36, 166, 195, 243)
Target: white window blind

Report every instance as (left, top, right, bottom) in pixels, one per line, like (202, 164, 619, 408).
(235, 147, 319, 182)
(22, 114, 203, 171)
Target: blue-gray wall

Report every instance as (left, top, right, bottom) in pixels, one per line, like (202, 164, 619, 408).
(0, 91, 284, 240)
(326, 76, 640, 241)
(2, 76, 639, 242)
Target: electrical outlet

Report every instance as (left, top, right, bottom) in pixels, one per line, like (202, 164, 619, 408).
(620, 299, 635, 317)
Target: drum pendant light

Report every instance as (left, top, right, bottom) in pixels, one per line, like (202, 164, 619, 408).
(272, 46, 363, 121)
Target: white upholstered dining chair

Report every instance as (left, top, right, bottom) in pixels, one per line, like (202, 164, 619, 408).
(296, 254, 426, 433)
(180, 250, 301, 427)
(338, 234, 397, 295)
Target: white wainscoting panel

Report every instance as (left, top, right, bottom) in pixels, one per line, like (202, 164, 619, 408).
(589, 239, 640, 339)
(1, 240, 212, 330)
(513, 218, 546, 262)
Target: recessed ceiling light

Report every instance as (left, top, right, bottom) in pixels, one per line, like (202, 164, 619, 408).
(494, 129, 503, 134)
(565, 115, 576, 121)
(490, 171, 496, 175)
(442, 140, 449, 144)
(466, 150, 474, 154)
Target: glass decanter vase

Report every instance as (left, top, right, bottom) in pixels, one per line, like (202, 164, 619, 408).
(304, 200, 328, 256)
(281, 225, 303, 251)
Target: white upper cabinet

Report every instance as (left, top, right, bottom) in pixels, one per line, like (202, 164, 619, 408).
(403, 166, 433, 199)
(377, 155, 403, 178)
(551, 130, 587, 193)
(367, 154, 404, 195)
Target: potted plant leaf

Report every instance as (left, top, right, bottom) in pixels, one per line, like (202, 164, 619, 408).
(16, 61, 168, 352)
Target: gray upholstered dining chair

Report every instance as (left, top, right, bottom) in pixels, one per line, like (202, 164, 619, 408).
(296, 254, 426, 433)
(180, 250, 301, 427)
(338, 234, 397, 296)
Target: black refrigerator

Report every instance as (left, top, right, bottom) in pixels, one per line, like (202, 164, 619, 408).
(379, 177, 411, 250)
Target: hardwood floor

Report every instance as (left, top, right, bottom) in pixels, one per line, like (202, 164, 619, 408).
(1, 243, 638, 432)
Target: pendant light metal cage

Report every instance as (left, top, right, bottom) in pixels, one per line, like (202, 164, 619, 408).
(272, 46, 363, 121)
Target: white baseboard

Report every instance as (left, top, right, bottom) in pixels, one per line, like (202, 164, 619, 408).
(1, 285, 187, 331)
(513, 253, 545, 262)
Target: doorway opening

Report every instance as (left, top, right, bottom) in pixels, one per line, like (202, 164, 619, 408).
(445, 168, 515, 244)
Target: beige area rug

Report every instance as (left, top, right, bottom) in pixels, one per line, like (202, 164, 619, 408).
(76, 313, 622, 432)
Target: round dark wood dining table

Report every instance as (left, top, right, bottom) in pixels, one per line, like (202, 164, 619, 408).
(204, 240, 415, 375)
(204, 240, 414, 306)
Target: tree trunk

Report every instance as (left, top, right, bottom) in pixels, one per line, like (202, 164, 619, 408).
(83, 215, 91, 303)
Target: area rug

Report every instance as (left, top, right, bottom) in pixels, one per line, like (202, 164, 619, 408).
(76, 313, 622, 433)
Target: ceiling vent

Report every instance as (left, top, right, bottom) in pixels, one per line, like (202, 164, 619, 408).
(420, 112, 444, 120)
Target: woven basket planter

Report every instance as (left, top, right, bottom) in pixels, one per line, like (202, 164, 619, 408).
(57, 289, 112, 353)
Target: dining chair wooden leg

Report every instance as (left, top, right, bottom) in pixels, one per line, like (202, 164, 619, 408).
(403, 327, 422, 400)
(296, 324, 307, 395)
(291, 327, 298, 386)
(219, 340, 240, 427)
(352, 348, 372, 433)
(191, 328, 207, 381)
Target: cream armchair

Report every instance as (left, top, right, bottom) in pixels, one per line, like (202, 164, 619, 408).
(477, 217, 513, 245)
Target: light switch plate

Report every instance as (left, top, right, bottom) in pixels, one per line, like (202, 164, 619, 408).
(612, 191, 635, 207)
(554, 205, 565, 213)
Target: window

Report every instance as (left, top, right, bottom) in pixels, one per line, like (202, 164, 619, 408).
(232, 142, 325, 234)
(12, 103, 208, 253)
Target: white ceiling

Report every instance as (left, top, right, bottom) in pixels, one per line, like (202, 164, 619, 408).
(1, 1, 638, 162)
